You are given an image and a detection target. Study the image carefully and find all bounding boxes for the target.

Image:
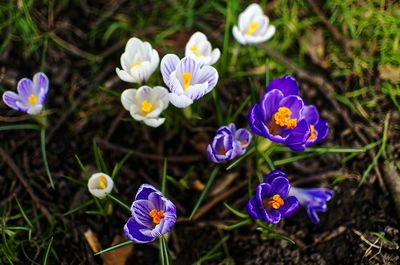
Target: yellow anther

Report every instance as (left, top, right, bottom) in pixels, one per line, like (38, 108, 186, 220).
(272, 107, 297, 129)
(246, 22, 260, 35)
(266, 194, 284, 209)
(149, 209, 165, 224)
(190, 45, 202, 57)
(28, 94, 37, 105)
(181, 72, 192, 90)
(308, 125, 316, 141)
(131, 61, 141, 68)
(141, 100, 153, 114)
(98, 175, 108, 189)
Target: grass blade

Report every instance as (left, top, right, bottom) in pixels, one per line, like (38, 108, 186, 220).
(223, 203, 248, 219)
(95, 240, 132, 255)
(107, 194, 131, 213)
(161, 159, 167, 194)
(189, 166, 220, 219)
(0, 123, 40, 131)
(43, 236, 54, 265)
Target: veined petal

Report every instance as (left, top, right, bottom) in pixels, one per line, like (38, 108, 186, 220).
(33, 72, 49, 95)
(184, 83, 209, 100)
(17, 78, 34, 101)
(194, 65, 218, 92)
(2, 91, 20, 110)
(176, 57, 200, 77)
(168, 93, 193, 108)
(161, 54, 180, 86)
(124, 217, 155, 243)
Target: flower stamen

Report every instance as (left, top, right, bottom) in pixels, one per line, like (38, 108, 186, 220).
(141, 100, 153, 114)
(190, 45, 202, 57)
(246, 21, 260, 35)
(149, 209, 164, 224)
(272, 107, 297, 129)
(131, 61, 141, 68)
(308, 125, 316, 140)
(98, 175, 108, 189)
(265, 194, 284, 209)
(181, 72, 192, 90)
(28, 94, 37, 105)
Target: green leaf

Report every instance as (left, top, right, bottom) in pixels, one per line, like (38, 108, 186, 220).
(223, 203, 248, 219)
(41, 128, 54, 189)
(43, 236, 54, 265)
(94, 240, 132, 255)
(0, 123, 40, 131)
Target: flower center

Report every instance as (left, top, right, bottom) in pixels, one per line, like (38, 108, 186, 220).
(246, 21, 260, 35)
(265, 194, 284, 209)
(98, 175, 108, 189)
(181, 72, 192, 90)
(190, 45, 202, 57)
(272, 107, 297, 129)
(218, 145, 227, 155)
(28, 94, 37, 105)
(131, 61, 141, 68)
(149, 209, 165, 224)
(141, 100, 153, 114)
(308, 125, 316, 141)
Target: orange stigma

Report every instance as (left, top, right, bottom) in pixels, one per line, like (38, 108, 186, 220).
(308, 125, 316, 140)
(265, 194, 284, 209)
(272, 107, 297, 129)
(149, 209, 164, 224)
(218, 145, 227, 155)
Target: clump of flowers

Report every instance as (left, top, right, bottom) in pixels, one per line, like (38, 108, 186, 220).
(206, 123, 252, 163)
(289, 186, 333, 224)
(2, 72, 49, 115)
(160, 54, 218, 108)
(232, 3, 276, 45)
(124, 184, 177, 243)
(116, 37, 160, 84)
(246, 170, 299, 224)
(121, 85, 169, 127)
(87, 173, 114, 199)
(248, 75, 328, 151)
(185, 32, 220, 65)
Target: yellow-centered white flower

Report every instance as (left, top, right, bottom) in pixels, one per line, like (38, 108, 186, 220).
(88, 173, 114, 199)
(232, 3, 276, 45)
(185, 32, 220, 65)
(121, 86, 169, 127)
(116, 37, 160, 84)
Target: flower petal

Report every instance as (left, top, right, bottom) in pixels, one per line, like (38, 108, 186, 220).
(124, 217, 155, 243)
(266, 75, 298, 96)
(143, 117, 165, 127)
(121, 89, 137, 110)
(17, 78, 34, 100)
(33, 72, 49, 95)
(194, 65, 218, 92)
(161, 54, 180, 86)
(168, 93, 193, 108)
(2, 91, 20, 110)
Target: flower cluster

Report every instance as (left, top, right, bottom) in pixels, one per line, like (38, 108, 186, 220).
(124, 184, 176, 243)
(206, 123, 252, 163)
(248, 75, 329, 151)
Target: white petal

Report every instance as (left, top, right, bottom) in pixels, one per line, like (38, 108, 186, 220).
(153, 86, 170, 109)
(136, 86, 153, 101)
(125, 38, 143, 58)
(161, 54, 180, 86)
(116, 68, 136, 83)
(27, 105, 43, 115)
(87, 173, 114, 199)
(169, 72, 184, 94)
(184, 83, 209, 100)
(194, 65, 218, 92)
(143, 118, 165, 127)
(121, 89, 137, 110)
(209, 48, 221, 65)
(168, 93, 193, 108)
(232, 26, 247, 45)
(189, 32, 207, 43)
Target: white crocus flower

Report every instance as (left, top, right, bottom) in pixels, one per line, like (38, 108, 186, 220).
(161, 54, 219, 108)
(121, 86, 169, 127)
(88, 173, 114, 199)
(185, 32, 220, 65)
(232, 3, 276, 45)
(116, 37, 160, 84)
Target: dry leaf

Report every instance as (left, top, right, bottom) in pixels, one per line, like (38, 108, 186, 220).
(103, 235, 134, 265)
(84, 229, 102, 253)
(209, 172, 239, 196)
(379, 64, 400, 84)
(191, 179, 205, 191)
(305, 28, 329, 68)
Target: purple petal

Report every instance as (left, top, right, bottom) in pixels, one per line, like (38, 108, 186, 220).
(315, 118, 329, 142)
(279, 196, 300, 218)
(279, 95, 304, 119)
(157, 200, 177, 234)
(132, 199, 154, 227)
(135, 184, 161, 201)
(259, 89, 284, 122)
(265, 208, 281, 224)
(235, 128, 252, 149)
(148, 192, 166, 212)
(2, 91, 20, 111)
(263, 170, 288, 185)
(16, 101, 30, 113)
(33, 72, 49, 95)
(266, 75, 298, 96)
(268, 177, 290, 199)
(301, 105, 319, 125)
(161, 54, 180, 86)
(255, 183, 271, 205)
(246, 197, 263, 219)
(124, 217, 156, 243)
(285, 119, 309, 150)
(17, 78, 34, 100)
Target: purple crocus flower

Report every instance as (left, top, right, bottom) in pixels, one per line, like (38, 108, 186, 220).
(246, 170, 299, 224)
(248, 75, 328, 151)
(160, 54, 218, 108)
(289, 187, 333, 224)
(124, 184, 177, 243)
(2, 72, 49, 115)
(206, 123, 252, 163)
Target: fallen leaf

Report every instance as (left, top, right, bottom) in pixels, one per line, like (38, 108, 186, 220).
(103, 235, 134, 265)
(84, 229, 101, 254)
